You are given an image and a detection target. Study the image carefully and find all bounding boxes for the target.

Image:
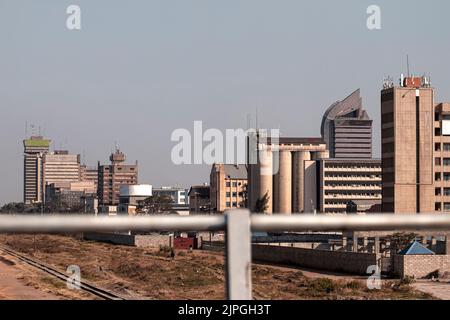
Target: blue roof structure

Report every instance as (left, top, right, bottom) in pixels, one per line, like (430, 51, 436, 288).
(398, 241, 435, 255)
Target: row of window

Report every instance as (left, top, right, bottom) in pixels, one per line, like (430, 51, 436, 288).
(435, 203, 450, 211)
(226, 192, 244, 198)
(435, 188, 450, 196)
(435, 143, 450, 152)
(435, 173, 450, 181)
(226, 202, 239, 208)
(225, 181, 244, 187)
(435, 158, 450, 166)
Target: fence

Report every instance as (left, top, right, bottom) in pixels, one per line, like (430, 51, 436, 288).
(1, 210, 450, 300)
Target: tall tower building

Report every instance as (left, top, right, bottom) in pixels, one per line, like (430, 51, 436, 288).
(23, 136, 51, 204)
(381, 76, 435, 214)
(98, 149, 138, 206)
(321, 89, 373, 159)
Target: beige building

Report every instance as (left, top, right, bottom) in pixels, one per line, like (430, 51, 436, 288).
(80, 165, 98, 193)
(381, 76, 443, 214)
(309, 158, 382, 214)
(43, 151, 81, 189)
(23, 136, 51, 204)
(210, 164, 248, 213)
(98, 149, 138, 206)
(247, 132, 329, 214)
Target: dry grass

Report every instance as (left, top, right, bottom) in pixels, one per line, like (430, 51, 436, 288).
(0, 234, 435, 300)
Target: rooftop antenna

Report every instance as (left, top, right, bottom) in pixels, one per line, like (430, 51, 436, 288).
(256, 107, 259, 131)
(407, 54, 411, 77)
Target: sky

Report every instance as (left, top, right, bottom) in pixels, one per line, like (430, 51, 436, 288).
(1, 0, 450, 205)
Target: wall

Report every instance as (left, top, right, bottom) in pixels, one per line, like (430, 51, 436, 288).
(252, 244, 379, 275)
(393, 254, 450, 278)
(84, 232, 172, 248)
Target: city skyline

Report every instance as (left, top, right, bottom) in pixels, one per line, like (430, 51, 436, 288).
(2, 0, 450, 204)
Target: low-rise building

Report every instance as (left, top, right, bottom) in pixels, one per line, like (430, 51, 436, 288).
(210, 164, 248, 213)
(118, 184, 152, 215)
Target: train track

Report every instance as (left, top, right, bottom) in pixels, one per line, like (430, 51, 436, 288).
(0, 245, 125, 300)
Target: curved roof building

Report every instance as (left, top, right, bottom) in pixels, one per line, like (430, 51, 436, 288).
(321, 89, 372, 158)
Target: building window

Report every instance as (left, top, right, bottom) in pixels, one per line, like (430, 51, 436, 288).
(436, 128, 442, 136)
(436, 173, 442, 181)
(444, 144, 450, 152)
(232, 202, 237, 207)
(444, 203, 450, 211)
(436, 188, 442, 196)
(226, 202, 231, 208)
(444, 188, 450, 196)
(445, 173, 450, 181)
(435, 113, 440, 121)
(436, 158, 442, 166)
(226, 182, 231, 187)
(232, 192, 237, 197)
(436, 143, 442, 152)
(436, 203, 442, 211)
(444, 158, 450, 166)
(226, 192, 231, 198)
(232, 182, 238, 187)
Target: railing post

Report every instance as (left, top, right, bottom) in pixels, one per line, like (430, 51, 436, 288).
(225, 209, 252, 300)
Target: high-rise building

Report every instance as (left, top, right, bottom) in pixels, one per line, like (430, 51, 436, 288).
(381, 75, 435, 214)
(97, 149, 138, 206)
(23, 136, 51, 204)
(43, 150, 81, 189)
(188, 185, 210, 214)
(210, 164, 248, 213)
(321, 89, 373, 159)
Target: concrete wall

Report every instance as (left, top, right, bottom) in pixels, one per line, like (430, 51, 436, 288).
(252, 244, 379, 275)
(84, 232, 172, 248)
(393, 254, 450, 278)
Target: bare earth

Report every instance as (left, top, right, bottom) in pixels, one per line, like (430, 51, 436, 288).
(0, 234, 437, 300)
(0, 254, 58, 300)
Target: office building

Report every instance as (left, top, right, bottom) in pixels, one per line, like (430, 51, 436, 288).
(80, 165, 98, 193)
(321, 89, 373, 158)
(45, 181, 96, 212)
(23, 136, 51, 204)
(381, 75, 435, 214)
(210, 164, 248, 213)
(306, 158, 382, 214)
(43, 150, 81, 189)
(98, 149, 138, 206)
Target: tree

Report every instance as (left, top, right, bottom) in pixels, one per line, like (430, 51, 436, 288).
(0, 202, 41, 214)
(254, 192, 270, 214)
(136, 195, 175, 215)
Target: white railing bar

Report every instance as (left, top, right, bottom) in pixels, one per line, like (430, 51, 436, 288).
(0, 215, 226, 233)
(251, 214, 450, 232)
(1, 214, 450, 233)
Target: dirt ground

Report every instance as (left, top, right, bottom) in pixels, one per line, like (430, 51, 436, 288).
(0, 234, 436, 300)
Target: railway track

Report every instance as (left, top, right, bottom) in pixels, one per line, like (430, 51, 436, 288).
(0, 245, 125, 300)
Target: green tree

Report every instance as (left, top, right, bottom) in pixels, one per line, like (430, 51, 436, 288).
(137, 195, 175, 215)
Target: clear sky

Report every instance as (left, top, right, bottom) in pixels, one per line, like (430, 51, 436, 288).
(1, 0, 450, 205)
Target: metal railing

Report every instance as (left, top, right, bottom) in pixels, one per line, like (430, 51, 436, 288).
(1, 210, 450, 300)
